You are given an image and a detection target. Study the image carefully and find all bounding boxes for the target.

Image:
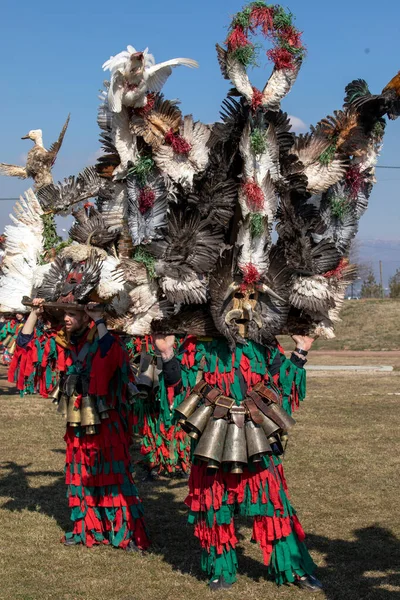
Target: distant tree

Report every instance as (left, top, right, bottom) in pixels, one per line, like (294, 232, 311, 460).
(360, 268, 383, 298)
(389, 268, 400, 298)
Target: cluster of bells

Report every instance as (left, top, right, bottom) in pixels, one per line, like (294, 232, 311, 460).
(175, 386, 295, 474)
(50, 384, 110, 435)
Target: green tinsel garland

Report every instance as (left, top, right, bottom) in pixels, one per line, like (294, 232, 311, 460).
(132, 246, 156, 279)
(273, 6, 293, 29)
(319, 138, 338, 165)
(231, 45, 258, 68)
(233, 6, 253, 28)
(127, 156, 155, 187)
(41, 213, 62, 251)
(373, 119, 386, 139)
(250, 213, 264, 237)
(250, 128, 267, 154)
(330, 196, 349, 219)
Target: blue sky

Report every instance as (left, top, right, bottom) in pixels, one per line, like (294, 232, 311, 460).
(0, 0, 399, 243)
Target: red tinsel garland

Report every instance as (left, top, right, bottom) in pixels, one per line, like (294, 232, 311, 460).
(251, 86, 263, 110)
(242, 180, 264, 210)
(165, 128, 192, 154)
(134, 93, 156, 117)
(346, 165, 363, 200)
(266, 47, 296, 70)
(323, 257, 348, 279)
(241, 263, 261, 291)
(250, 5, 274, 35)
(138, 187, 156, 214)
(226, 26, 251, 51)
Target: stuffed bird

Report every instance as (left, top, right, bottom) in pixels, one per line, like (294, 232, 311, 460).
(102, 45, 198, 111)
(0, 116, 70, 190)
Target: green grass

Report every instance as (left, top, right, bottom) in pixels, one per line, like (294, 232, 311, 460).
(1, 370, 400, 600)
(279, 299, 400, 351)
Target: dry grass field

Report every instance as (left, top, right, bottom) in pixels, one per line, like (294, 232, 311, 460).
(1, 365, 399, 600)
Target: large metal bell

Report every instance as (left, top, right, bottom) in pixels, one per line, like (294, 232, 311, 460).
(57, 393, 68, 417)
(136, 354, 155, 393)
(222, 423, 247, 473)
(245, 420, 272, 462)
(175, 391, 203, 423)
(67, 394, 81, 426)
(259, 412, 280, 437)
(183, 405, 213, 439)
(80, 395, 101, 427)
(194, 418, 228, 465)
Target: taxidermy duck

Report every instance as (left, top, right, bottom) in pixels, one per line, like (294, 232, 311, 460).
(103, 45, 198, 111)
(0, 115, 70, 190)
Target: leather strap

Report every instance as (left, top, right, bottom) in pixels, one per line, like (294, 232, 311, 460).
(244, 397, 263, 424)
(230, 405, 246, 428)
(213, 394, 233, 419)
(253, 382, 280, 404)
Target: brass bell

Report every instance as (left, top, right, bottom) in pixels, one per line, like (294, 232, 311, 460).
(8, 339, 17, 356)
(97, 397, 109, 420)
(245, 420, 272, 462)
(57, 393, 68, 417)
(280, 431, 289, 452)
(267, 403, 296, 431)
(183, 405, 213, 439)
(175, 391, 202, 423)
(67, 394, 81, 426)
(50, 383, 61, 402)
(194, 418, 228, 465)
(85, 425, 97, 435)
(268, 435, 284, 456)
(136, 354, 155, 392)
(259, 412, 280, 437)
(80, 395, 101, 427)
(222, 423, 248, 473)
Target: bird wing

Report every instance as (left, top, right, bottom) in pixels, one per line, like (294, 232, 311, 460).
(0, 163, 28, 179)
(108, 71, 124, 113)
(304, 159, 347, 194)
(146, 58, 199, 93)
(0, 189, 44, 312)
(37, 166, 101, 214)
(215, 44, 253, 101)
(49, 115, 70, 165)
(127, 172, 168, 245)
(262, 62, 301, 109)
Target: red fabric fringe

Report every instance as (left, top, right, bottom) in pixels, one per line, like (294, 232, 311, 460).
(251, 86, 263, 110)
(267, 47, 295, 70)
(250, 6, 274, 35)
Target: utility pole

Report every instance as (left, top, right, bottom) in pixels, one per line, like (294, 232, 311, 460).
(379, 260, 384, 298)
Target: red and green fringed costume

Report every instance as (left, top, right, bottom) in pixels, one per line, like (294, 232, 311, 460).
(127, 336, 190, 476)
(41, 327, 150, 549)
(8, 325, 60, 397)
(178, 336, 315, 586)
(0, 319, 24, 365)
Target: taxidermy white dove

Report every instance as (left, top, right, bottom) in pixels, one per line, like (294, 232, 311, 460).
(102, 45, 198, 111)
(0, 116, 70, 190)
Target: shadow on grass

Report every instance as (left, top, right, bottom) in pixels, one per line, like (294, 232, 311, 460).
(307, 527, 400, 599)
(0, 461, 68, 531)
(1, 460, 399, 598)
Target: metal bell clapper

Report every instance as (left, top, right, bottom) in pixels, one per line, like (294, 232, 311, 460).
(183, 405, 213, 439)
(193, 418, 228, 466)
(80, 395, 101, 427)
(245, 420, 272, 462)
(222, 422, 248, 474)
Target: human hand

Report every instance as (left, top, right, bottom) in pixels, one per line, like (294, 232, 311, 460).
(85, 302, 104, 322)
(152, 334, 175, 361)
(31, 298, 45, 315)
(291, 334, 317, 352)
